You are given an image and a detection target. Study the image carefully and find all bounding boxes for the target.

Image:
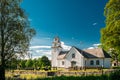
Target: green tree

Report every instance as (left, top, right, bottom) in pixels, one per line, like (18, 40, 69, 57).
(32, 59, 38, 69)
(40, 56, 51, 70)
(20, 60, 26, 69)
(25, 59, 33, 68)
(0, 0, 36, 79)
(101, 0, 120, 65)
(6, 58, 18, 69)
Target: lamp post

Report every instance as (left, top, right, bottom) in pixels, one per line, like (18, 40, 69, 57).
(102, 64, 103, 75)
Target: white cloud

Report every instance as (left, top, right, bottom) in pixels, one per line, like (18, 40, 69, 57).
(26, 45, 52, 60)
(87, 43, 101, 49)
(61, 41, 71, 51)
(27, 41, 71, 60)
(93, 43, 101, 47)
(92, 22, 97, 26)
(87, 47, 94, 49)
(30, 46, 51, 49)
(35, 50, 51, 55)
(26, 48, 51, 60)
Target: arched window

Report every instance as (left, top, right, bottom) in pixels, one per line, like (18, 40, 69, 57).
(72, 53, 75, 58)
(96, 60, 100, 65)
(90, 60, 94, 65)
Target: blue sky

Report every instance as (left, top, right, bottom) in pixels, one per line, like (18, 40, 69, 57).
(21, 0, 108, 59)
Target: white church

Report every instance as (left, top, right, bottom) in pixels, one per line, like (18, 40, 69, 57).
(51, 37, 111, 69)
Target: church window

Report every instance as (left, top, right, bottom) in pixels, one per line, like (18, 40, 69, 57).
(62, 61, 64, 65)
(96, 60, 100, 65)
(90, 60, 94, 65)
(72, 53, 75, 58)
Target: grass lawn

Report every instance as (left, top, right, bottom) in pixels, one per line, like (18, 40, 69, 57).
(5, 69, 116, 80)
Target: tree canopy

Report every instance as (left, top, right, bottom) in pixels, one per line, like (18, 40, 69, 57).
(0, 0, 36, 79)
(101, 0, 120, 63)
(40, 56, 51, 69)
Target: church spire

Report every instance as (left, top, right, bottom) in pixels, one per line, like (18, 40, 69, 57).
(52, 36, 62, 48)
(51, 36, 62, 67)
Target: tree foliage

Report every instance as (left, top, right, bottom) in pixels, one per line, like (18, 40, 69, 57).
(40, 56, 51, 69)
(20, 60, 26, 69)
(6, 56, 51, 70)
(0, 0, 36, 79)
(101, 0, 120, 62)
(25, 59, 33, 68)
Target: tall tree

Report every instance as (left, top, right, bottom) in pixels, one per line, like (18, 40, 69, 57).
(101, 0, 120, 65)
(20, 60, 26, 69)
(40, 56, 51, 69)
(0, 0, 36, 79)
(25, 59, 33, 68)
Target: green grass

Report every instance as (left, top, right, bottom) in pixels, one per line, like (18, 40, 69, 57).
(34, 71, 120, 80)
(33, 75, 107, 80)
(5, 69, 120, 80)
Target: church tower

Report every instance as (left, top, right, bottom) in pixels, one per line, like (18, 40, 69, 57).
(51, 36, 62, 67)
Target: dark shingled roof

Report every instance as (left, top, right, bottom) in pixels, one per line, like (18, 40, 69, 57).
(71, 46, 111, 58)
(57, 51, 69, 59)
(74, 47, 97, 58)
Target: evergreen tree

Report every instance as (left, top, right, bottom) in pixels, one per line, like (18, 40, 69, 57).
(101, 0, 120, 65)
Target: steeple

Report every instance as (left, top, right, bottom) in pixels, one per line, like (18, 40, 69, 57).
(51, 36, 62, 67)
(52, 36, 62, 48)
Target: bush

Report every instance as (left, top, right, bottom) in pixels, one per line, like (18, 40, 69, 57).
(111, 66, 120, 69)
(109, 70, 120, 80)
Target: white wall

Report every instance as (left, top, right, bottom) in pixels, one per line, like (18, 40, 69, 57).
(85, 58, 103, 67)
(51, 49, 61, 67)
(65, 47, 84, 68)
(57, 59, 65, 67)
(85, 58, 111, 68)
(104, 58, 111, 68)
(55, 47, 111, 68)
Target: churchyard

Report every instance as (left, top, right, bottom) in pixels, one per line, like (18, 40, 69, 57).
(5, 68, 120, 80)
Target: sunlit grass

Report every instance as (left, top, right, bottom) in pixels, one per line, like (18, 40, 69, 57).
(5, 69, 110, 79)
(20, 74, 46, 79)
(5, 72, 47, 79)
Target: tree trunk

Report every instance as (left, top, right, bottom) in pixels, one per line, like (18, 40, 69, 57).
(0, 58, 5, 80)
(0, 66, 5, 80)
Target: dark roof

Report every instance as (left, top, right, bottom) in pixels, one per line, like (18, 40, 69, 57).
(59, 51, 69, 55)
(57, 51, 69, 59)
(73, 46, 111, 58)
(73, 47, 97, 58)
(102, 49, 112, 58)
(57, 46, 111, 59)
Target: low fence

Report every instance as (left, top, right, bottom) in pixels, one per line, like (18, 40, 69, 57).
(7, 69, 119, 77)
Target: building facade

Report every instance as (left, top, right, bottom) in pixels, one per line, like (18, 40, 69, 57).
(51, 37, 111, 69)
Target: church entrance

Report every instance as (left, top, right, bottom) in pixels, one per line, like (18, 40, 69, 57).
(71, 61, 76, 67)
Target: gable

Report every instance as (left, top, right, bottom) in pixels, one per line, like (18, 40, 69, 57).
(74, 47, 97, 58)
(64, 47, 84, 59)
(57, 51, 69, 60)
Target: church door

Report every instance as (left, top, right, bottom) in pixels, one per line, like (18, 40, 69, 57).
(71, 61, 76, 67)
